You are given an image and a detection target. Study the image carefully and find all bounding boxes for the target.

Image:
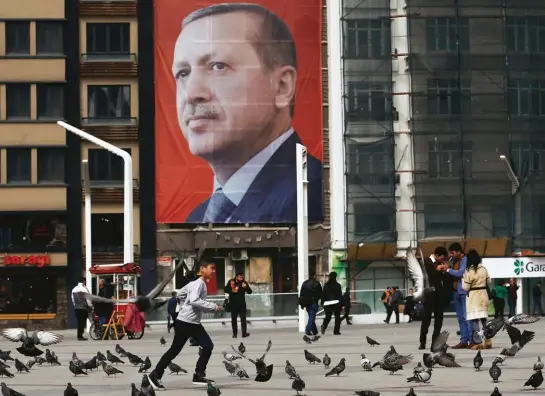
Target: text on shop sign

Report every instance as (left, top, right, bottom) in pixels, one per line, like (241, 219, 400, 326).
(3, 255, 51, 268)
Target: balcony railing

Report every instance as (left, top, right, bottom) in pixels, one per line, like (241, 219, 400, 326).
(80, 54, 137, 77)
(81, 179, 140, 204)
(81, 117, 137, 126)
(80, 117, 138, 141)
(79, 0, 136, 17)
(82, 246, 140, 266)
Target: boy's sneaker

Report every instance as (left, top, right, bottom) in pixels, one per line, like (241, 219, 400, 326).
(148, 371, 165, 390)
(192, 373, 215, 386)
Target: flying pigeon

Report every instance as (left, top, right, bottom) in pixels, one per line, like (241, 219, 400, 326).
(230, 340, 273, 382)
(405, 248, 434, 302)
(506, 313, 540, 325)
(0, 329, 63, 357)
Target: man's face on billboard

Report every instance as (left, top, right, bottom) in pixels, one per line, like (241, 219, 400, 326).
(173, 12, 285, 160)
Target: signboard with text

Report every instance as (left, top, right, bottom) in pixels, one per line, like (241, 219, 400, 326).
(482, 257, 545, 278)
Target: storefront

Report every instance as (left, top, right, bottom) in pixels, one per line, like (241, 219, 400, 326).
(482, 256, 545, 315)
(0, 253, 68, 329)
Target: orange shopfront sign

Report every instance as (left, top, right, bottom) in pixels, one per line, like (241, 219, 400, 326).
(2, 255, 50, 268)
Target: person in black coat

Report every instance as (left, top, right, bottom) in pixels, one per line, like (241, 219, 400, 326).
(224, 272, 252, 338)
(320, 272, 343, 335)
(95, 279, 114, 325)
(402, 288, 415, 323)
(299, 273, 323, 336)
(340, 288, 352, 325)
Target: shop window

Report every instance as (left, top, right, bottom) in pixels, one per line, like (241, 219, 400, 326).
(91, 214, 123, 252)
(0, 215, 67, 252)
(0, 274, 57, 314)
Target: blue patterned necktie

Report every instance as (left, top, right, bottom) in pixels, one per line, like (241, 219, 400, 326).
(203, 188, 236, 223)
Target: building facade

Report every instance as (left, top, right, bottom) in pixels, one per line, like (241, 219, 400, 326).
(330, 0, 545, 317)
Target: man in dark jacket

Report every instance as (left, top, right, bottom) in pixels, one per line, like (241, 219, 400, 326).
(533, 282, 543, 315)
(385, 286, 403, 324)
(340, 288, 352, 325)
(95, 279, 114, 325)
(299, 273, 323, 336)
(224, 272, 252, 338)
(419, 246, 450, 350)
(320, 272, 343, 335)
(167, 291, 178, 333)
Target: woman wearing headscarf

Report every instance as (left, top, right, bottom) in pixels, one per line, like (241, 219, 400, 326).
(462, 249, 492, 350)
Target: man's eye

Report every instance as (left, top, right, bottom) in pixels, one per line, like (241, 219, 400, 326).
(176, 69, 189, 79)
(210, 62, 227, 71)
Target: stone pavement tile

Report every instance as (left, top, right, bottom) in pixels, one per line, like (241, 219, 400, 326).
(0, 318, 541, 395)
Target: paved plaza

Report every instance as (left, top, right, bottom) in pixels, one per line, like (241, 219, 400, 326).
(0, 318, 542, 395)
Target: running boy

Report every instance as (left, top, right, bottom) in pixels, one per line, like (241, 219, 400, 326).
(148, 254, 223, 389)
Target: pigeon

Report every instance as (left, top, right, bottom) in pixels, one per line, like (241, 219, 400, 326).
(0, 366, 14, 378)
(407, 368, 432, 384)
(354, 392, 380, 396)
(524, 369, 543, 389)
(206, 380, 221, 396)
(360, 354, 372, 371)
(504, 322, 534, 351)
(222, 360, 236, 376)
(83, 255, 193, 312)
(131, 383, 143, 396)
(231, 340, 273, 382)
(427, 332, 460, 368)
(69, 361, 88, 376)
(0, 351, 13, 362)
(127, 353, 144, 366)
(413, 362, 424, 375)
(238, 342, 246, 354)
(285, 360, 297, 379)
(64, 383, 78, 396)
(500, 344, 518, 357)
(506, 313, 540, 325)
(48, 350, 61, 365)
(480, 318, 505, 340)
(534, 356, 544, 372)
(115, 344, 128, 357)
(325, 358, 346, 377)
(373, 359, 404, 374)
(0, 362, 9, 371)
(160, 337, 166, 347)
(222, 352, 241, 362)
(492, 356, 505, 366)
(71, 353, 84, 370)
(366, 336, 380, 346)
(0, 383, 24, 396)
(489, 360, 501, 383)
(303, 334, 320, 344)
(25, 360, 34, 370)
(101, 361, 124, 376)
(474, 351, 483, 371)
(96, 351, 107, 362)
(141, 374, 156, 396)
(490, 387, 501, 396)
(168, 362, 187, 375)
(304, 349, 321, 364)
(139, 357, 151, 373)
(84, 356, 99, 371)
(323, 354, 331, 369)
(107, 350, 124, 364)
(406, 248, 435, 301)
(292, 374, 305, 395)
(33, 356, 46, 365)
(406, 388, 416, 396)
(234, 364, 249, 379)
(13, 359, 28, 373)
(0, 328, 63, 357)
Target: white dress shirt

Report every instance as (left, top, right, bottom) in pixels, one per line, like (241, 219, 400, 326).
(204, 128, 294, 220)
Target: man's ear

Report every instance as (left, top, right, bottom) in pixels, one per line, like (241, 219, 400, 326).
(274, 66, 297, 110)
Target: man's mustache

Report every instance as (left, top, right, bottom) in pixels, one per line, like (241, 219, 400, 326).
(183, 104, 219, 123)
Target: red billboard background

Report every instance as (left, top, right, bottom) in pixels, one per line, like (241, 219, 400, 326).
(154, 0, 323, 223)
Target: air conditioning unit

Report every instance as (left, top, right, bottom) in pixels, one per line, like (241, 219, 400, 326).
(231, 250, 248, 260)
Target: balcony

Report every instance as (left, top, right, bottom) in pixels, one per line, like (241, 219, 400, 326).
(82, 246, 140, 266)
(81, 117, 138, 141)
(80, 53, 138, 77)
(79, 0, 137, 17)
(81, 179, 140, 204)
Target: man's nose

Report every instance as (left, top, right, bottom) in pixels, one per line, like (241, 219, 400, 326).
(184, 71, 211, 103)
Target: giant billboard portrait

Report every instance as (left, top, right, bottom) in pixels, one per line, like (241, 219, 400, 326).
(154, 0, 323, 224)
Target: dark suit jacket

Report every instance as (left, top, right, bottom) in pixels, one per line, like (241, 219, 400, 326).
(187, 132, 323, 223)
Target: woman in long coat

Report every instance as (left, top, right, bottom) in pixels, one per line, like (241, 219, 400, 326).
(462, 249, 492, 350)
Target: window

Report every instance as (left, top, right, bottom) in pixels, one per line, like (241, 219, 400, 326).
(88, 148, 131, 183)
(5, 22, 30, 55)
(86, 23, 130, 57)
(508, 80, 545, 116)
(427, 79, 471, 116)
(345, 19, 390, 58)
(6, 148, 31, 184)
(0, 275, 57, 314)
(425, 204, 465, 237)
(506, 16, 545, 53)
(87, 85, 131, 121)
(353, 204, 394, 240)
(347, 82, 391, 121)
(36, 22, 63, 54)
(347, 141, 392, 184)
(428, 142, 472, 178)
(0, 215, 67, 252)
(6, 84, 31, 120)
(91, 214, 124, 252)
(510, 142, 545, 178)
(37, 148, 65, 183)
(426, 17, 469, 52)
(37, 84, 64, 119)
